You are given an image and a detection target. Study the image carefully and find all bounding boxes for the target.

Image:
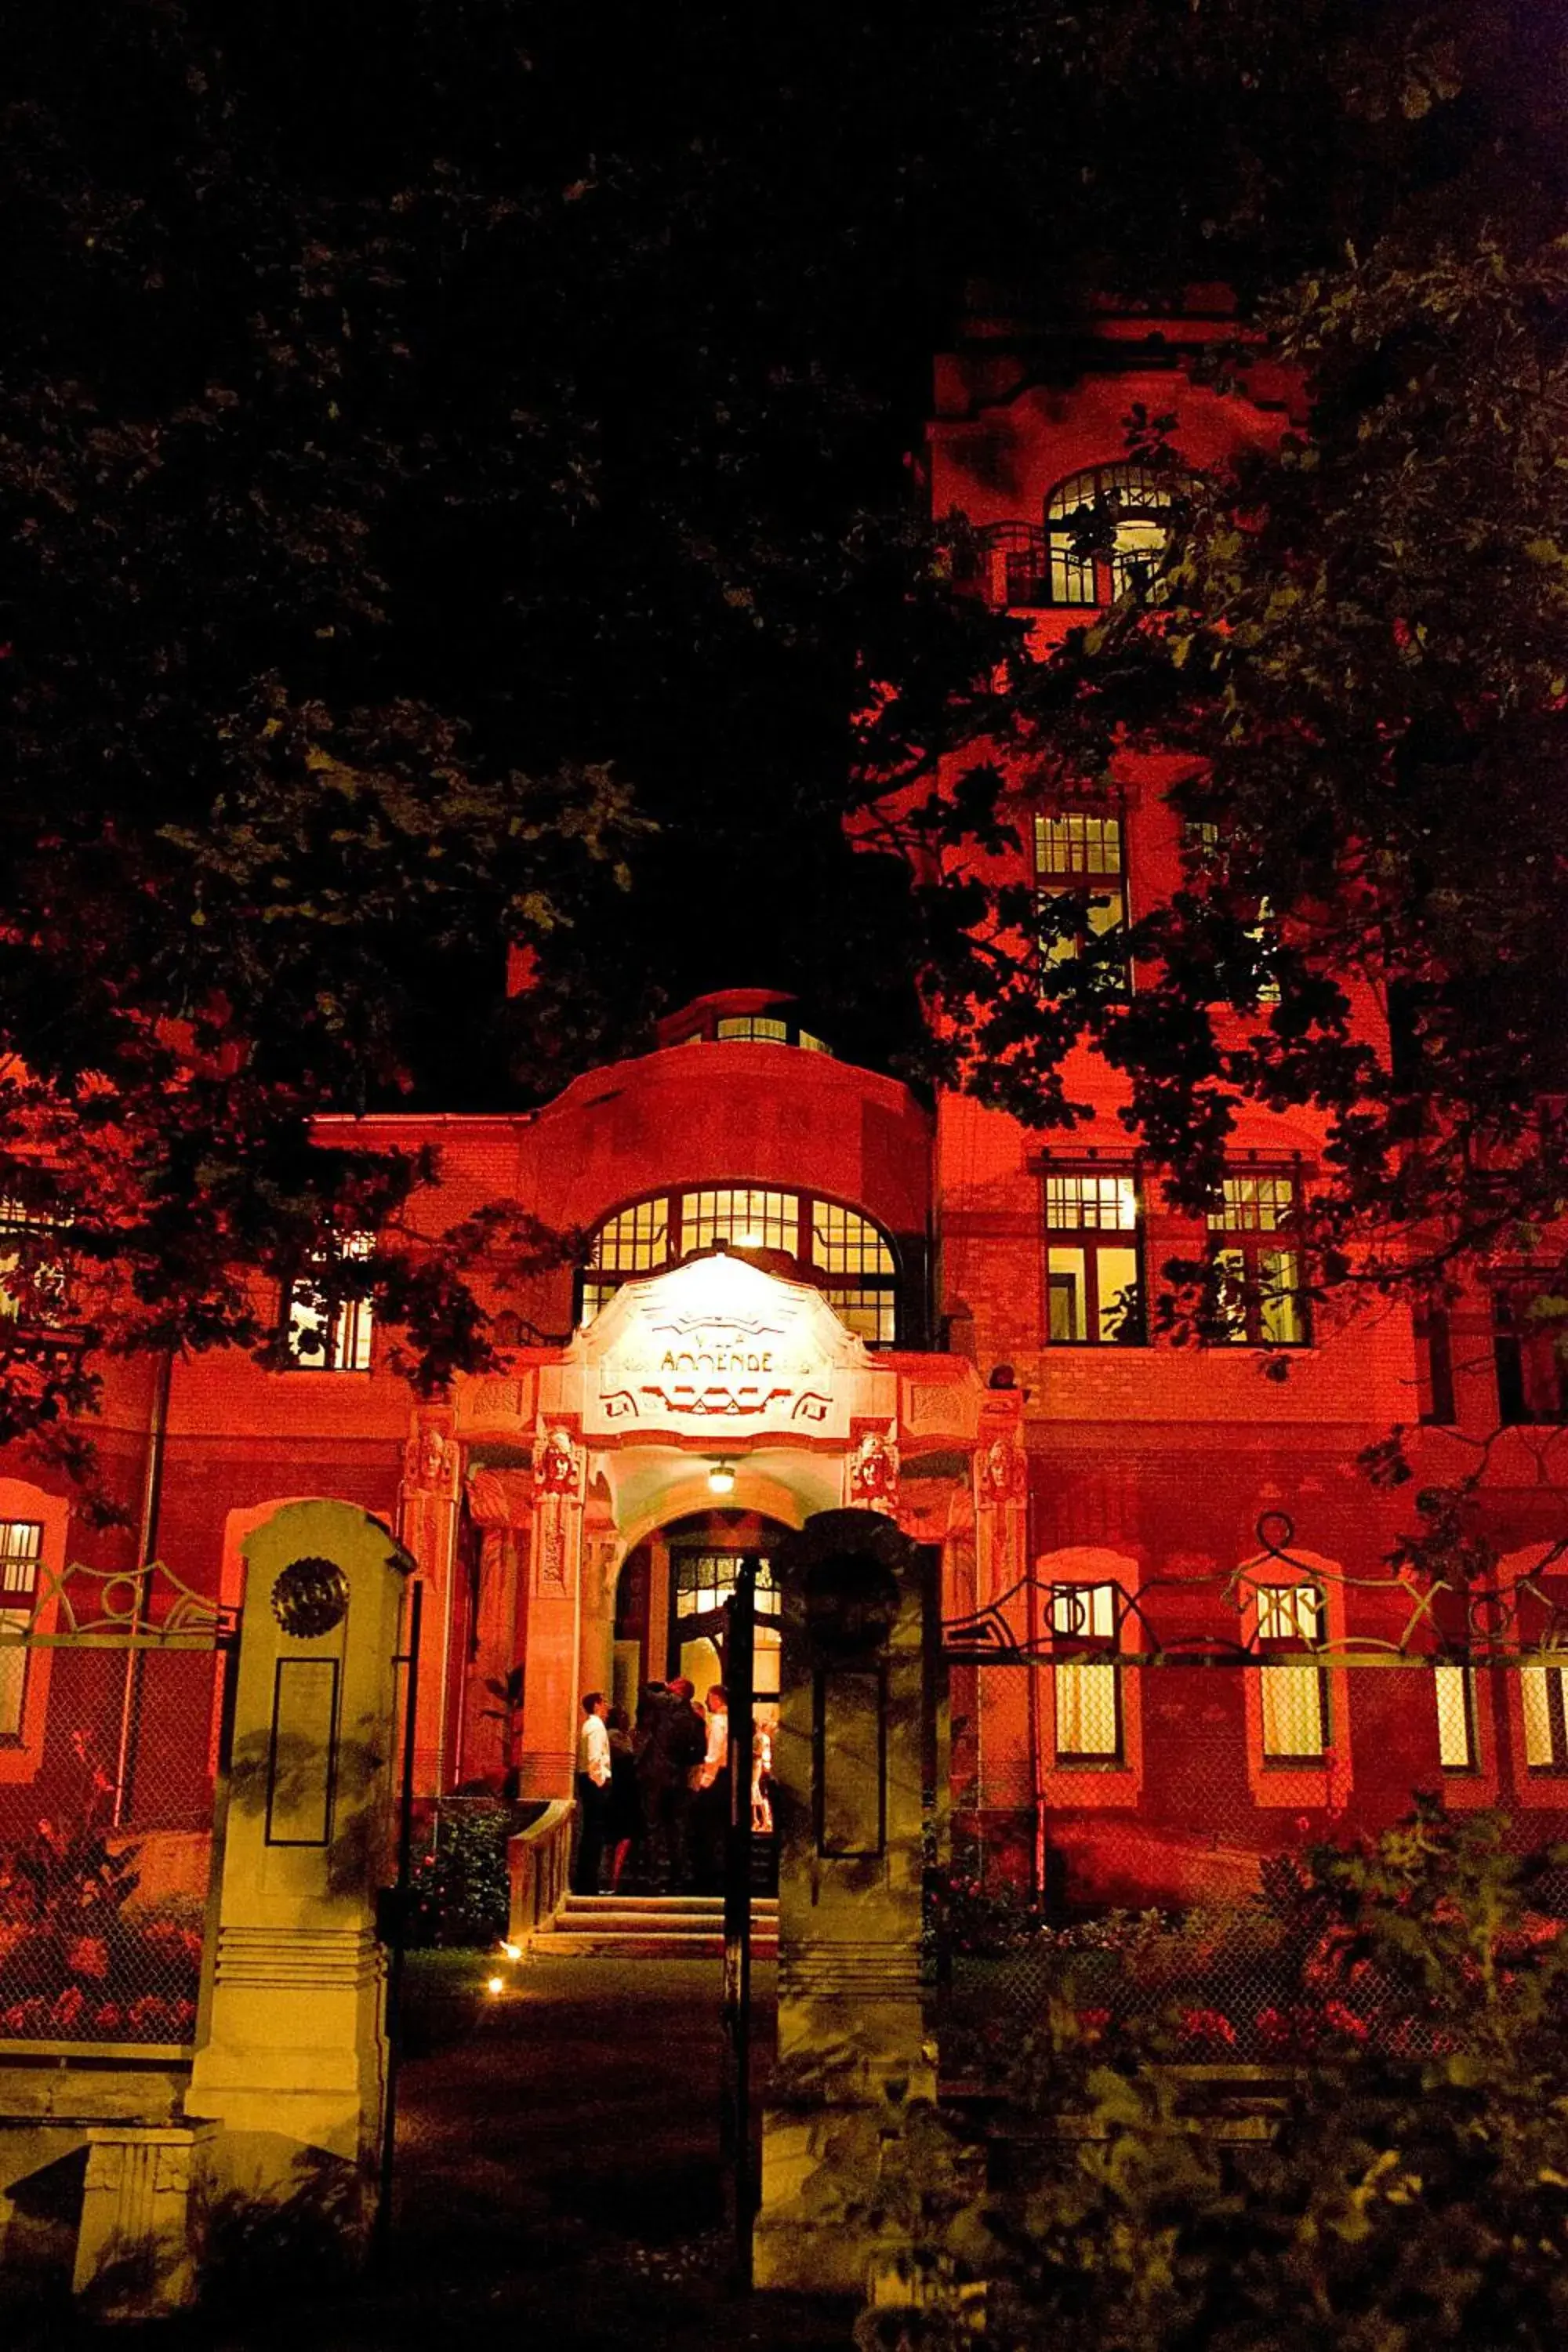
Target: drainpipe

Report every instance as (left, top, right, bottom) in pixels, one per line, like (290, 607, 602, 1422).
(112, 1346, 173, 1828)
(1025, 1472, 1045, 1902)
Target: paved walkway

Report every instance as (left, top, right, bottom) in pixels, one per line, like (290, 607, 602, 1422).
(15, 1955, 854, 2349)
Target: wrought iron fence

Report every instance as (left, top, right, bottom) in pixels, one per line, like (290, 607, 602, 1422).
(0, 1560, 232, 2047)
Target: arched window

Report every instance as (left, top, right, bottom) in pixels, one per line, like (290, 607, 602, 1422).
(579, 1187, 900, 1344)
(1044, 462, 1184, 606)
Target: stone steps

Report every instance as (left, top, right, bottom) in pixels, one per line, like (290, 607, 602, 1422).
(532, 1893, 779, 1960)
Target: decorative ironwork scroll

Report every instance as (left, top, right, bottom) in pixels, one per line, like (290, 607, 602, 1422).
(0, 1556, 235, 1649)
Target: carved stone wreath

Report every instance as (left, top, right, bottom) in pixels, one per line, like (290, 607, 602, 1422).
(271, 1555, 350, 1640)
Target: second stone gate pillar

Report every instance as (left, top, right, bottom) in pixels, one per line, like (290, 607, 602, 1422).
(754, 1507, 947, 2293)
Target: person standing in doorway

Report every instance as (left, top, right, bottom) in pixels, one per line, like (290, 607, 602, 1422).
(692, 1683, 730, 1894)
(652, 1676, 707, 1890)
(573, 1691, 612, 1895)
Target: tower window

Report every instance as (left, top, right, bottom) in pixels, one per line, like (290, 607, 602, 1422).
(580, 1189, 899, 1341)
(1043, 463, 1182, 606)
(1044, 1172, 1144, 1345)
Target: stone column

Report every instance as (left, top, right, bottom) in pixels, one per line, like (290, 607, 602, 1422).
(755, 1508, 946, 2294)
(183, 1500, 412, 2252)
(397, 1409, 461, 1793)
(974, 1395, 1031, 1820)
(517, 1424, 586, 1798)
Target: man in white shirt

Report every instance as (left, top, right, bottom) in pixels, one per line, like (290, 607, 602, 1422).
(573, 1690, 612, 1894)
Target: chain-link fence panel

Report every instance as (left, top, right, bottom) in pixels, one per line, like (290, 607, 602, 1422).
(0, 1633, 228, 2046)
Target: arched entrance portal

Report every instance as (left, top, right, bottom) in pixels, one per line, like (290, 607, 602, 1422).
(612, 1508, 789, 1721)
(414, 1250, 1017, 1804)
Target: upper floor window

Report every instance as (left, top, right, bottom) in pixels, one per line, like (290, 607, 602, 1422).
(1043, 1172, 1145, 1345)
(580, 1188, 899, 1345)
(1035, 808, 1129, 990)
(284, 1232, 375, 1372)
(1044, 463, 1181, 606)
(1050, 1580, 1123, 1762)
(1493, 1286, 1567, 1426)
(0, 1519, 44, 1739)
(1254, 1583, 1327, 1761)
(1207, 1174, 1308, 1346)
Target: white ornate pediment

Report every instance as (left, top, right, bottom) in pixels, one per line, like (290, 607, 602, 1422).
(575, 1250, 873, 1441)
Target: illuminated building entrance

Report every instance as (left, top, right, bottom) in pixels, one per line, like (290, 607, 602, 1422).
(403, 1249, 1020, 1802)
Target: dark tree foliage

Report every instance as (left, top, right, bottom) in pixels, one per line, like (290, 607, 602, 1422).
(2, 0, 1562, 1494)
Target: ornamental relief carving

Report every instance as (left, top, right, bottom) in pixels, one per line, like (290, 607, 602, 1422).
(402, 1422, 460, 1499)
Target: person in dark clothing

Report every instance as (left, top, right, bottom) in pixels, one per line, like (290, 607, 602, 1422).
(604, 1704, 644, 1889)
(636, 1675, 706, 1889)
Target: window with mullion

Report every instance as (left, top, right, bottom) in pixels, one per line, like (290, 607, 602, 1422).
(1044, 1171, 1145, 1345)
(285, 1232, 375, 1371)
(1050, 1581, 1123, 1762)
(1035, 809, 1130, 993)
(1207, 1174, 1308, 1346)
(0, 1198, 73, 1327)
(1254, 1583, 1327, 1761)
(0, 1519, 43, 1740)
(1043, 463, 1179, 607)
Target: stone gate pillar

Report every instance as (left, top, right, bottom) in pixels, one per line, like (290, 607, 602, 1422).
(755, 1508, 947, 2293)
(184, 1500, 412, 2252)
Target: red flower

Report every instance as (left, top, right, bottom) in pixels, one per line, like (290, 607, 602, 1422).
(93, 2003, 123, 2034)
(66, 1935, 109, 1980)
(1323, 2000, 1370, 2042)
(1178, 2006, 1236, 2047)
(51, 1985, 85, 2029)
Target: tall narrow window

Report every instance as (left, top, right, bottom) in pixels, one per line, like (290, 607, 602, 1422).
(1051, 1582, 1122, 1762)
(1417, 1306, 1458, 1425)
(0, 1519, 43, 1739)
(285, 1233, 375, 1372)
(1208, 1174, 1308, 1345)
(1434, 1664, 1476, 1770)
(1044, 1172, 1144, 1345)
(1043, 463, 1181, 605)
(1254, 1584, 1327, 1760)
(1519, 1661, 1568, 1769)
(1034, 809, 1129, 989)
(1493, 1287, 1568, 1426)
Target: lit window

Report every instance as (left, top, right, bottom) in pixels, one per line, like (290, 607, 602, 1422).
(0, 1520, 43, 1740)
(673, 1552, 778, 1615)
(0, 1200, 71, 1325)
(1044, 463, 1182, 606)
(1044, 1172, 1144, 1345)
(682, 1189, 797, 1256)
(1207, 1174, 1308, 1346)
(1493, 1287, 1567, 1426)
(811, 1203, 896, 1278)
(1435, 1664, 1476, 1769)
(823, 1287, 898, 1345)
(1035, 810, 1129, 988)
(1051, 1581, 1121, 1761)
(285, 1233, 375, 1371)
(1254, 1584, 1327, 1759)
(716, 1016, 789, 1044)
(580, 1190, 898, 1340)
(1417, 1306, 1457, 1425)
(1520, 1661, 1568, 1769)
(592, 1198, 670, 1275)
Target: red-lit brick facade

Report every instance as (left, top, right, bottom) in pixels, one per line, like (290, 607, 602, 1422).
(3, 309, 1563, 1908)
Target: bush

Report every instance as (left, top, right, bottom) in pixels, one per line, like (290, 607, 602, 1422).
(879, 1802, 1568, 2351)
(403, 1802, 513, 1948)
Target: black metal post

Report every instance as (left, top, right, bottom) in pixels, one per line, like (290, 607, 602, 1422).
(375, 1576, 423, 2263)
(721, 1554, 757, 2287)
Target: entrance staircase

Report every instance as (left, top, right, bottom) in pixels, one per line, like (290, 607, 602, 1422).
(532, 1892, 779, 1960)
